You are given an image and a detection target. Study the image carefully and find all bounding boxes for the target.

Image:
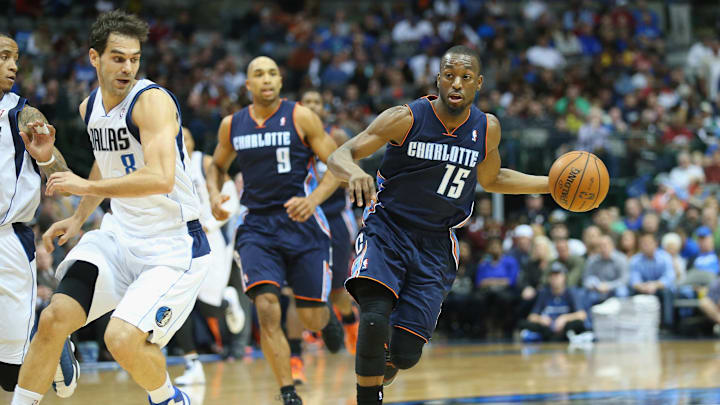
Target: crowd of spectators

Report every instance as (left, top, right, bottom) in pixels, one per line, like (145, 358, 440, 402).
(7, 0, 720, 350)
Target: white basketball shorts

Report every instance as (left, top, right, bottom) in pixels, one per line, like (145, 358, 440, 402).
(55, 214, 209, 347)
(0, 223, 36, 364)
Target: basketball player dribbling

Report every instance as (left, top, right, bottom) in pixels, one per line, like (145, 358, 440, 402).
(328, 45, 550, 404)
(206, 56, 344, 404)
(0, 32, 79, 399)
(11, 10, 209, 405)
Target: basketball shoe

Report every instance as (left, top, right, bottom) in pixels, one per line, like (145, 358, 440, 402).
(52, 338, 79, 398)
(149, 386, 191, 404)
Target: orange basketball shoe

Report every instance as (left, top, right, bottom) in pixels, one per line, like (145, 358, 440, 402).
(290, 356, 306, 385)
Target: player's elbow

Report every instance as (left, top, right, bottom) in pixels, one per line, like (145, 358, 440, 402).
(158, 177, 174, 194)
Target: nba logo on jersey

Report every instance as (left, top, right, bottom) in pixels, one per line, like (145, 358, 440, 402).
(472, 129, 478, 142)
(280, 116, 286, 126)
(155, 306, 172, 327)
(362, 258, 369, 270)
(0, 109, 5, 119)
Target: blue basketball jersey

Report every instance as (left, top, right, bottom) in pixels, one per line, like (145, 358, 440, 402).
(374, 95, 488, 231)
(230, 100, 317, 211)
(319, 124, 349, 216)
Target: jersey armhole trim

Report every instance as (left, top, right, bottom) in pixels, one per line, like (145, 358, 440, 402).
(482, 112, 490, 164)
(388, 104, 414, 147)
(84, 88, 98, 125)
(293, 103, 310, 148)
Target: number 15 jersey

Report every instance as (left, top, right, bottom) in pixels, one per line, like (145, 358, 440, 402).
(376, 95, 488, 232)
(84, 79, 200, 237)
(229, 100, 318, 212)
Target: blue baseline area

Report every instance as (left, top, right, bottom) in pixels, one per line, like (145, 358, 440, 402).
(386, 387, 720, 404)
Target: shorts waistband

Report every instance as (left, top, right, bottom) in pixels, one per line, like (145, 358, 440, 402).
(186, 219, 202, 233)
(247, 206, 287, 216)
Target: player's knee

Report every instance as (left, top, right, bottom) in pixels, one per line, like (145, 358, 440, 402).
(254, 293, 282, 329)
(104, 322, 142, 361)
(0, 362, 20, 392)
(355, 311, 389, 376)
(389, 328, 425, 370)
(296, 306, 327, 332)
(37, 303, 76, 339)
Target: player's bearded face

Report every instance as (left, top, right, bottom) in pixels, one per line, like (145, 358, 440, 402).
(436, 55, 482, 115)
(0, 37, 19, 93)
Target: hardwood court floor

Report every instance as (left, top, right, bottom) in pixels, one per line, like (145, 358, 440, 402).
(3, 340, 720, 404)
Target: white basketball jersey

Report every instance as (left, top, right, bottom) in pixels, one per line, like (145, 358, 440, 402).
(189, 150, 215, 230)
(0, 93, 41, 226)
(84, 79, 199, 237)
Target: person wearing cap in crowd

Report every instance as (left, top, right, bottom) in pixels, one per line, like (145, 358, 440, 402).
(507, 224, 534, 272)
(518, 262, 588, 342)
(681, 226, 719, 288)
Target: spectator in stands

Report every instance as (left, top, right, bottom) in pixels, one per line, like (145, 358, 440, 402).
(642, 211, 664, 239)
(519, 194, 549, 226)
(549, 221, 587, 257)
(630, 233, 676, 328)
(624, 198, 644, 231)
(662, 232, 687, 284)
(475, 238, 520, 338)
(526, 35, 566, 70)
(517, 235, 556, 320)
(682, 226, 719, 288)
(583, 235, 630, 305)
(660, 196, 685, 232)
(698, 278, 720, 333)
(669, 151, 706, 195)
(552, 238, 585, 288)
(582, 225, 603, 256)
(519, 262, 588, 342)
(618, 230, 638, 260)
(508, 224, 534, 272)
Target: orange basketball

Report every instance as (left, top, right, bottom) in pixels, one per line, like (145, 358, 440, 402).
(548, 151, 609, 212)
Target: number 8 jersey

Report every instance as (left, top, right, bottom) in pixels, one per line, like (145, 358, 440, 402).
(375, 95, 488, 232)
(229, 99, 318, 212)
(84, 79, 200, 237)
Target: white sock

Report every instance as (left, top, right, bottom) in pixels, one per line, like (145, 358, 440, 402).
(147, 373, 174, 404)
(11, 386, 43, 405)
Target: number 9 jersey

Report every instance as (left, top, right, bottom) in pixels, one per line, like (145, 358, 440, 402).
(84, 79, 200, 237)
(229, 99, 318, 212)
(374, 95, 488, 232)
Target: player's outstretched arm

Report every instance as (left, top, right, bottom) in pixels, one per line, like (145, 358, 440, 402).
(43, 161, 104, 253)
(207, 114, 237, 221)
(328, 105, 412, 206)
(47, 89, 179, 198)
(283, 104, 341, 221)
(477, 114, 549, 195)
(17, 105, 70, 177)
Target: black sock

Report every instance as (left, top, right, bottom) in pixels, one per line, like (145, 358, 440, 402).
(288, 338, 302, 358)
(341, 311, 357, 324)
(281, 385, 296, 395)
(357, 384, 383, 404)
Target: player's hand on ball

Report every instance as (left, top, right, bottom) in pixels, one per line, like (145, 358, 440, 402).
(43, 216, 82, 253)
(284, 196, 316, 222)
(210, 193, 231, 221)
(19, 120, 56, 163)
(46, 171, 90, 196)
(348, 170, 376, 207)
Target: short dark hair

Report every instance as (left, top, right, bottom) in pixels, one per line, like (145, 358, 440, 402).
(89, 10, 148, 55)
(441, 45, 482, 73)
(0, 32, 12, 40)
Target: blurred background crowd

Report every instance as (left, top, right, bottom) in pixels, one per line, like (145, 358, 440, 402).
(5, 0, 720, 356)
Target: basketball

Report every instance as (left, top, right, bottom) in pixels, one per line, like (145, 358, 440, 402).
(548, 151, 609, 212)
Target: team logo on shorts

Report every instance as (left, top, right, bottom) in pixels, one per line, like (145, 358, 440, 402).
(156, 306, 172, 327)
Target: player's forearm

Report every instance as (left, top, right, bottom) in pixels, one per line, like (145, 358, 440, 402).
(483, 168, 549, 194)
(327, 146, 363, 183)
(308, 170, 341, 206)
(38, 147, 70, 177)
(87, 168, 173, 197)
(206, 161, 225, 198)
(72, 195, 105, 224)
